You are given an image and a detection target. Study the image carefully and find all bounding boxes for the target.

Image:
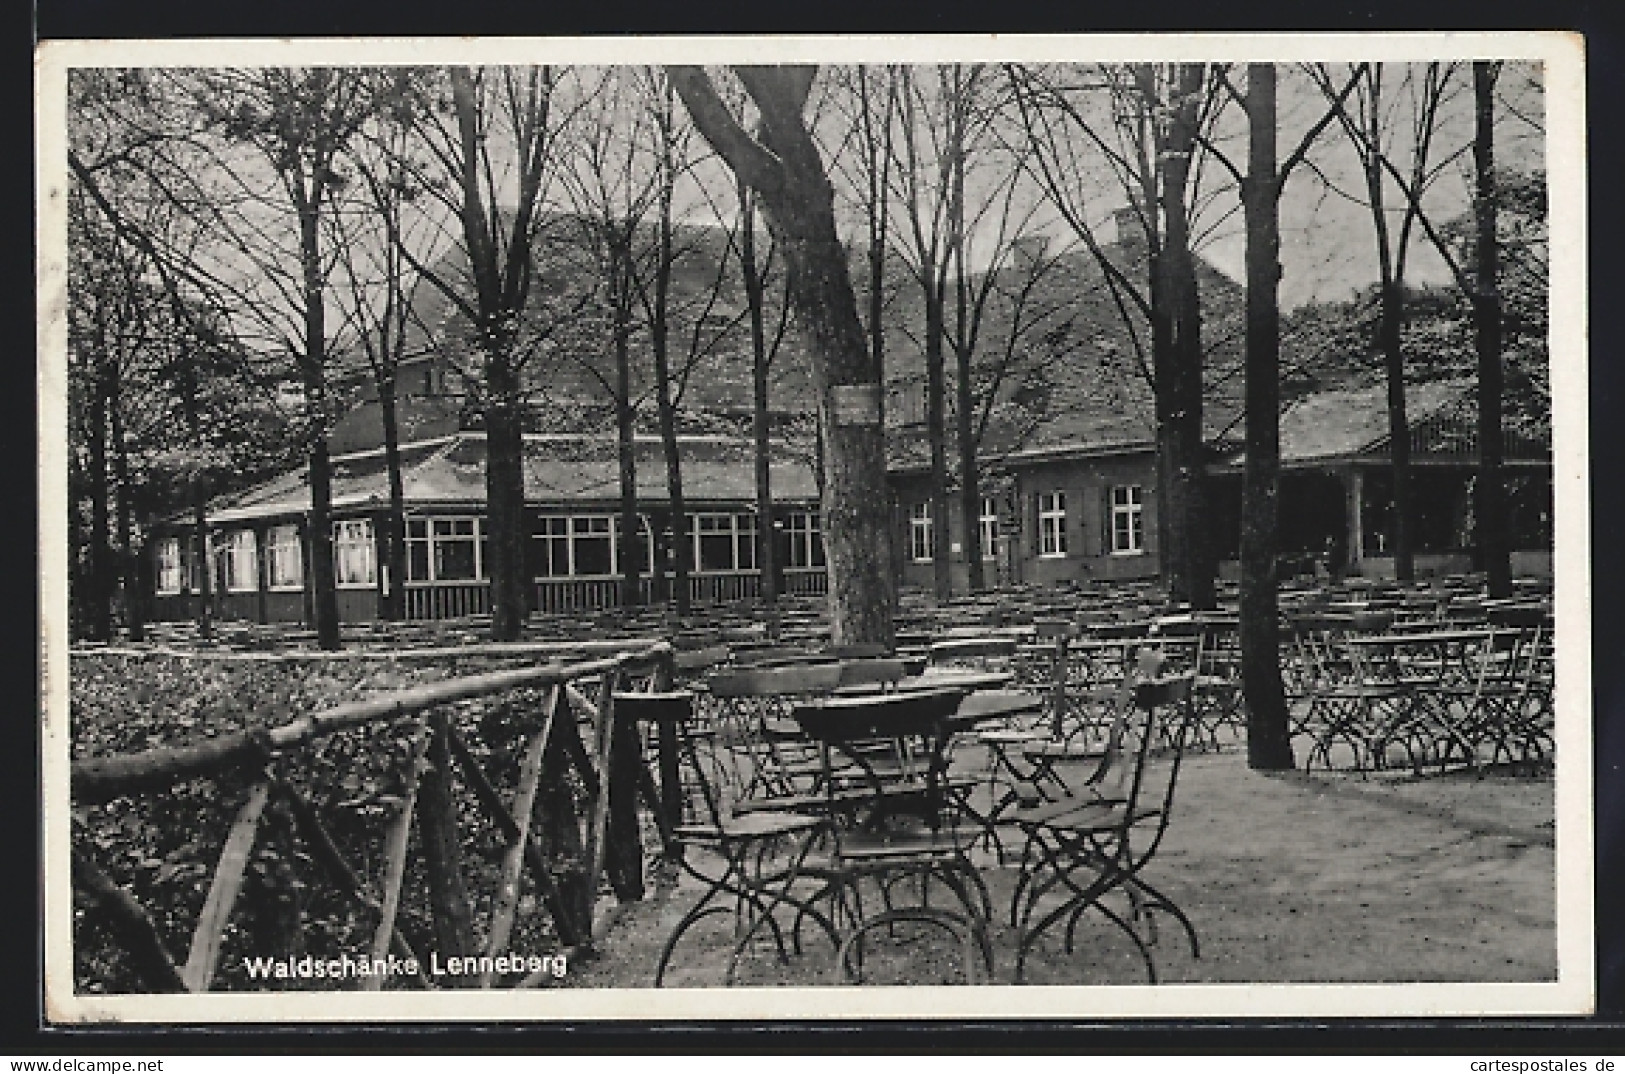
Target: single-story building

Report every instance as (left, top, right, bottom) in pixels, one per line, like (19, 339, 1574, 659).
(149, 431, 828, 624)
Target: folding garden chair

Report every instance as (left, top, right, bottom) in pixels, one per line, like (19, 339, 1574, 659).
(790, 687, 996, 984)
(702, 663, 843, 803)
(1008, 673, 1200, 984)
(622, 691, 837, 987)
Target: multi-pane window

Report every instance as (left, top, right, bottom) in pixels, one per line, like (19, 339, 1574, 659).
(568, 516, 614, 577)
(535, 516, 572, 577)
(405, 517, 482, 583)
(615, 516, 655, 575)
(692, 513, 759, 573)
(979, 496, 1000, 561)
(216, 529, 259, 592)
(534, 515, 653, 578)
(908, 502, 934, 563)
(1038, 491, 1068, 558)
(334, 519, 376, 586)
(156, 537, 184, 595)
(1110, 485, 1145, 555)
(267, 524, 303, 590)
(783, 511, 825, 569)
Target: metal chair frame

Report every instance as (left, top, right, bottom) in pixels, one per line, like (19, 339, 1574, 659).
(791, 688, 997, 984)
(625, 691, 839, 987)
(1008, 674, 1201, 984)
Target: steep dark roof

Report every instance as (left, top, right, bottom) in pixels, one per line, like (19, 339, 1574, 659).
(879, 229, 1249, 474)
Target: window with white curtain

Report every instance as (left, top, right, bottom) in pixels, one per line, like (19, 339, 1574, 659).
(334, 519, 377, 586)
(979, 497, 1000, 561)
(156, 537, 183, 594)
(216, 529, 259, 592)
(267, 524, 303, 590)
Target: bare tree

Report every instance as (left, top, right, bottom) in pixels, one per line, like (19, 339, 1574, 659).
(670, 65, 897, 647)
(1310, 62, 1466, 582)
(68, 70, 314, 642)
(334, 106, 449, 620)
(886, 64, 978, 600)
(733, 179, 796, 613)
(390, 66, 581, 638)
(1471, 61, 1511, 598)
(627, 70, 753, 617)
(1220, 62, 1365, 771)
(1011, 63, 1230, 609)
(69, 187, 146, 641)
(1318, 60, 1523, 597)
(561, 68, 661, 610)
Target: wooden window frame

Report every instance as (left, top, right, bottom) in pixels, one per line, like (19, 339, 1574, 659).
(1037, 491, 1068, 559)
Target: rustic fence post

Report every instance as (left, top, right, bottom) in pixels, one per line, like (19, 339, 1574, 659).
(419, 709, 476, 979)
(537, 691, 594, 943)
(652, 653, 683, 860)
(604, 685, 646, 902)
(71, 847, 188, 993)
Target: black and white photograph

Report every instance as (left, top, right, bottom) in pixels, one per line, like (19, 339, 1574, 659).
(36, 33, 1590, 1022)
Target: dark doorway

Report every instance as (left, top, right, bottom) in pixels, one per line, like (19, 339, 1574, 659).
(1279, 472, 1348, 574)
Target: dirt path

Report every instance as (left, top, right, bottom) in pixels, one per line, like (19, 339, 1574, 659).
(566, 753, 1555, 988)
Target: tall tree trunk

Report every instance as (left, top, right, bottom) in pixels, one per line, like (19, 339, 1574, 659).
(484, 351, 529, 640)
(742, 195, 779, 610)
(925, 293, 952, 601)
(298, 202, 341, 651)
(1239, 63, 1294, 770)
(650, 233, 690, 618)
(109, 373, 144, 641)
(1378, 286, 1415, 579)
(445, 65, 559, 640)
(671, 66, 896, 648)
(614, 301, 642, 610)
(86, 377, 113, 642)
(1157, 205, 1212, 610)
(306, 430, 340, 647)
(1357, 70, 1416, 583)
(948, 89, 982, 593)
(654, 355, 688, 616)
(1140, 64, 1213, 611)
(179, 349, 212, 640)
(957, 349, 983, 592)
(1473, 61, 1510, 598)
(378, 376, 409, 621)
(191, 478, 213, 640)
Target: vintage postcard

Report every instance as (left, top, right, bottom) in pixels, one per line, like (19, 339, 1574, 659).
(36, 32, 1591, 1023)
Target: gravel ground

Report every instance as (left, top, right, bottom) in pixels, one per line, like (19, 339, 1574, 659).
(566, 750, 1556, 988)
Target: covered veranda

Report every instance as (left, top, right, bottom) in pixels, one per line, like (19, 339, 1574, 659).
(1207, 379, 1553, 581)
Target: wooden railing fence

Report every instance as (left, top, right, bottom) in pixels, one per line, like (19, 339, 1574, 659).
(70, 641, 678, 993)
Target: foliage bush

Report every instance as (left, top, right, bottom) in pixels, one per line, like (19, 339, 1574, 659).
(71, 651, 581, 993)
